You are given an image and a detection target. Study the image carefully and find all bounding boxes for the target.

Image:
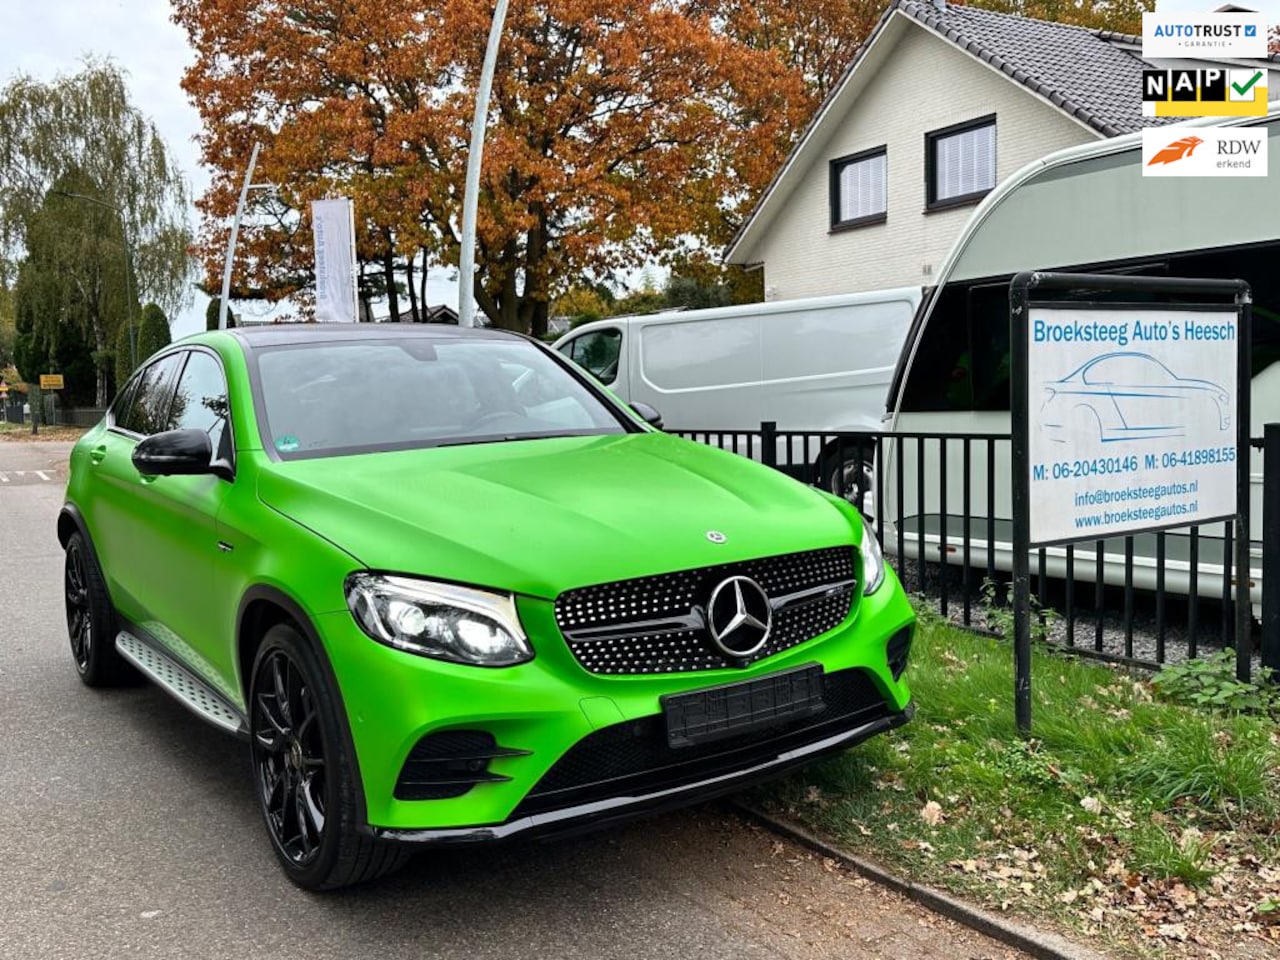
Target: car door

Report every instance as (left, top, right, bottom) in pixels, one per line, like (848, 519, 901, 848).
(91, 348, 237, 693)
(132, 348, 239, 692)
(87, 351, 186, 622)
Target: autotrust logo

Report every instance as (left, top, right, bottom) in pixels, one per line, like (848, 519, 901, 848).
(1147, 135, 1203, 166)
(706, 576, 772, 659)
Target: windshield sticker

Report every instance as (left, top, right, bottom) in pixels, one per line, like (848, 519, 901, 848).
(275, 435, 301, 453)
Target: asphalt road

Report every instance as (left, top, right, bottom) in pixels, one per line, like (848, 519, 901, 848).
(0, 439, 1026, 960)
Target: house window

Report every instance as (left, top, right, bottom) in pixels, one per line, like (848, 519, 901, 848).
(829, 147, 887, 230)
(926, 115, 996, 210)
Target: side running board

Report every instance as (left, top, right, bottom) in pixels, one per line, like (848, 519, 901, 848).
(115, 631, 247, 737)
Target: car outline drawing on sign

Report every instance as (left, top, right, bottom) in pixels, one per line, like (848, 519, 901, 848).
(1039, 351, 1230, 444)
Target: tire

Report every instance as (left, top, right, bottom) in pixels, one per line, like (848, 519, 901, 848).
(248, 623, 410, 890)
(816, 444, 874, 508)
(63, 531, 130, 686)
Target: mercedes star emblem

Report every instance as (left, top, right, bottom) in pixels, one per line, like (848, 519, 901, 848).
(706, 530, 727, 544)
(706, 576, 772, 659)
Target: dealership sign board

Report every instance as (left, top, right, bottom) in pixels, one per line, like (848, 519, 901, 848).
(1025, 305, 1239, 546)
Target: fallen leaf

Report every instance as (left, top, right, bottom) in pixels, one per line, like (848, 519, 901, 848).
(1080, 796, 1103, 815)
(920, 800, 945, 827)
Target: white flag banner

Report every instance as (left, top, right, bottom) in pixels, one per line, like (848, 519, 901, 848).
(311, 198, 356, 323)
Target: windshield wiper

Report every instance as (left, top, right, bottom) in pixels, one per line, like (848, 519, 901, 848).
(434, 431, 590, 449)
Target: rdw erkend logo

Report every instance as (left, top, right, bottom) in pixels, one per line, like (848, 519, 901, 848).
(1141, 128, 1267, 178)
(1147, 136, 1204, 166)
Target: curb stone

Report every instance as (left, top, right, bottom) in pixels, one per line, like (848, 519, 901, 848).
(731, 800, 1111, 960)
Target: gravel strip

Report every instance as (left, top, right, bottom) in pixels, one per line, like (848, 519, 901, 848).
(890, 557, 1267, 675)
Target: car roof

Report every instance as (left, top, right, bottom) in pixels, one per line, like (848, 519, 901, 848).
(217, 323, 527, 348)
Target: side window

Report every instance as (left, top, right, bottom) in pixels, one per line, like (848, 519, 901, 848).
(118, 353, 185, 437)
(169, 351, 232, 462)
(568, 329, 622, 384)
(109, 375, 139, 428)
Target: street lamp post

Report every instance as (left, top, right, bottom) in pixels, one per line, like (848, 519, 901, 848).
(52, 190, 137, 371)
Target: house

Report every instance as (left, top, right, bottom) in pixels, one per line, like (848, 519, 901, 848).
(725, 0, 1280, 300)
(371, 304, 461, 324)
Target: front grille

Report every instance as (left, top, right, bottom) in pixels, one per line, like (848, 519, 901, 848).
(554, 547, 857, 675)
(514, 667, 888, 817)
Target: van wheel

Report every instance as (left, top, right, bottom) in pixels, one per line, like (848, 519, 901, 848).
(816, 447, 874, 508)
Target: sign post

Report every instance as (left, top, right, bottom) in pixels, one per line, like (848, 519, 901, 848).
(1010, 272, 1252, 734)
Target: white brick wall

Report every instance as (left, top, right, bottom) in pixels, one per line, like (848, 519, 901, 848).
(740, 24, 1101, 300)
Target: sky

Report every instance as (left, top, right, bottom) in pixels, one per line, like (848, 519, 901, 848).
(0, 0, 457, 337)
(1, 0, 1276, 336)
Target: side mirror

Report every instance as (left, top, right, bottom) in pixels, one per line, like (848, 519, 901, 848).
(629, 401, 664, 429)
(132, 428, 221, 478)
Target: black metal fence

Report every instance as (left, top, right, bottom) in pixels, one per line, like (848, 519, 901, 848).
(671, 421, 1280, 679)
(2, 401, 106, 427)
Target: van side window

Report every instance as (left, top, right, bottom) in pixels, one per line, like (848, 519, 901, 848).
(567, 329, 622, 384)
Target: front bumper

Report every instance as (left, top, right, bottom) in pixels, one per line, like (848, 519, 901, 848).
(316, 566, 915, 834)
(371, 702, 913, 844)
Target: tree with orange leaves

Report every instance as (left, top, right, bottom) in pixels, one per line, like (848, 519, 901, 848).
(173, 0, 807, 334)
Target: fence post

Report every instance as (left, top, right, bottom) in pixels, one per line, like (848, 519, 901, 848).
(760, 421, 777, 470)
(1262, 423, 1280, 674)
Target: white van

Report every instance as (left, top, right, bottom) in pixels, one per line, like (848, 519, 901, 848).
(885, 110, 1280, 611)
(554, 288, 921, 485)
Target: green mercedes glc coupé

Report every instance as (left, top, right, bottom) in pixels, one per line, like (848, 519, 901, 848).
(59, 323, 914, 889)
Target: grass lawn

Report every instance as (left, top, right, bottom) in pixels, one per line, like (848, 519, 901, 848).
(751, 603, 1280, 958)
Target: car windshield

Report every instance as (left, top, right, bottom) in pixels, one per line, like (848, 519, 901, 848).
(255, 336, 628, 458)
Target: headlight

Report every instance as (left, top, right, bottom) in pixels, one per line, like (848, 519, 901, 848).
(345, 573, 533, 667)
(859, 515, 886, 595)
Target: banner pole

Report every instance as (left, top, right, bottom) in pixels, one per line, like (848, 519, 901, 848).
(458, 0, 510, 328)
(349, 198, 358, 323)
(219, 142, 260, 331)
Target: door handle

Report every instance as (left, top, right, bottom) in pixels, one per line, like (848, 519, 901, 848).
(88, 445, 106, 465)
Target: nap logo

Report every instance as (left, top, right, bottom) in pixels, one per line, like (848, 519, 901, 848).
(1142, 127, 1268, 178)
(1143, 69, 1268, 118)
(1143, 11, 1267, 58)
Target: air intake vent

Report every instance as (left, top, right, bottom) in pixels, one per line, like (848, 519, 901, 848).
(886, 626, 913, 681)
(394, 730, 530, 801)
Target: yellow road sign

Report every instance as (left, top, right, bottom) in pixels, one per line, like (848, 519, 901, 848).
(39, 374, 65, 390)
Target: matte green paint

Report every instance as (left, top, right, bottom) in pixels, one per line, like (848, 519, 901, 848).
(65, 331, 914, 832)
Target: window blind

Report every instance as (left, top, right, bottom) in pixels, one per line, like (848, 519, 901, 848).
(934, 122, 996, 202)
(836, 151, 887, 223)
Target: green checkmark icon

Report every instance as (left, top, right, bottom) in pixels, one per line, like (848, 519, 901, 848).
(1232, 71, 1263, 97)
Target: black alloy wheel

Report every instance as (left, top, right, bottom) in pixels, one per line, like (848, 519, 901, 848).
(63, 531, 128, 686)
(65, 538, 93, 673)
(252, 646, 328, 868)
(248, 623, 409, 890)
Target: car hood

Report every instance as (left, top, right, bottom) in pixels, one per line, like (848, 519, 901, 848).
(256, 432, 855, 599)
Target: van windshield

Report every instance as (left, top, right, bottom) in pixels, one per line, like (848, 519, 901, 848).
(899, 241, 1280, 413)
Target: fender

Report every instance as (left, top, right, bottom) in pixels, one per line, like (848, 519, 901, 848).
(235, 583, 369, 830)
(57, 502, 91, 550)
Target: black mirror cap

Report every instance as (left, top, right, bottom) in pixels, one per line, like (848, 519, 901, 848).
(629, 402, 663, 429)
(132, 428, 221, 478)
